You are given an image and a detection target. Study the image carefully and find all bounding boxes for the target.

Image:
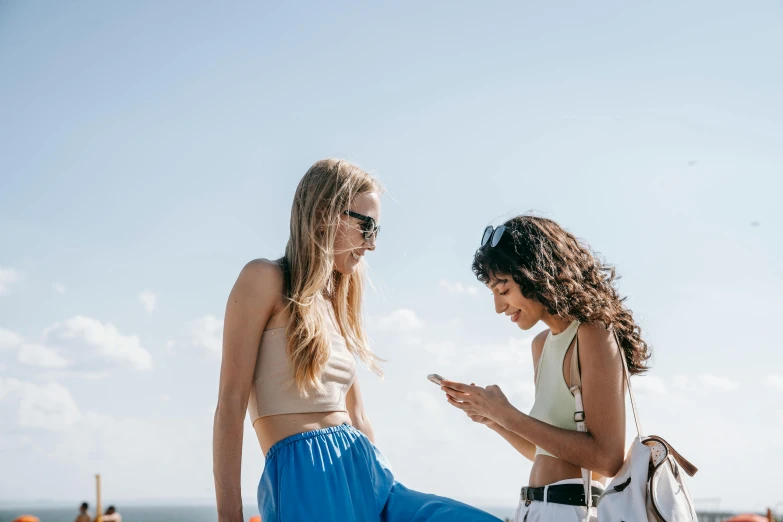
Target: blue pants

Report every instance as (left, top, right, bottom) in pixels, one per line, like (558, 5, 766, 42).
(258, 424, 501, 522)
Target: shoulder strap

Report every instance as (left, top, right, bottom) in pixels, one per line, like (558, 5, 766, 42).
(568, 327, 592, 521)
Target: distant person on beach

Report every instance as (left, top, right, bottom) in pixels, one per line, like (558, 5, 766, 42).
(441, 215, 651, 522)
(101, 506, 121, 522)
(213, 159, 500, 522)
(73, 502, 90, 522)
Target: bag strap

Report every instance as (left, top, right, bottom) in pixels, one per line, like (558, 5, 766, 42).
(567, 328, 593, 520)
(612, 329, 699, 475)
(645, 435, 699, 477)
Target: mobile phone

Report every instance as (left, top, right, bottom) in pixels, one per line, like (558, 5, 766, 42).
(427, 373, 445, 386)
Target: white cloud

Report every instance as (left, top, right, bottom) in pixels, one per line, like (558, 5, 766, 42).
(0, 380, 227, 503)
(18, 343, 70, 368)
(0, 266, 21, 295)
(476, 337, 533, 365)
(763, 374, 783, 392)
(19, 381, 82, 431)
(672, 374, 689, 391)
(1, 329, 72, 370)
(698, 373, 739, 391)
(411, 335, 538, 411)
(633, 375, 668, 395)
(407, 389, 448, 421)
(425, 341, 456, 357)
(139, 290, 157, 313)
(0, 432, 34, 452)
(424, 341, 457, 367)
(376, 309, 424, 332)
(36, 370, 111, 381)
(0, 378, 82, 431)
(191, 315, 224, 354)
(44, 316, 153, 370)
(438, 279, 480, 295)
(0, 377, 21, 401)
(53, 283, 67, 294)
(0, 328, 23, 350)
(455, 337, 535, 375)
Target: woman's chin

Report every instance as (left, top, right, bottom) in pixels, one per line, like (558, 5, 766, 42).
(333, 257, 360, 275)
(516, 319, 534, 331)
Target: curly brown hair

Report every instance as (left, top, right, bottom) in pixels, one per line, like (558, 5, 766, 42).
(472, 215, 651, 375)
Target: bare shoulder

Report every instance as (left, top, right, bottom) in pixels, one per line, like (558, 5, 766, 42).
(237, 258, 284, 291)
(230, 258, 285, 313)
(531, 329, 549, 362)
(576, 323, 618, 363)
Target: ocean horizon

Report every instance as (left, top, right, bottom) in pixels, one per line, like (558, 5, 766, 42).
(0, 505, 518, 522)
(0, 504, 755, 522)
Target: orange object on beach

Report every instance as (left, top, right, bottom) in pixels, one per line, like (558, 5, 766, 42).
(13, 516, 40, 522)
(248, 516, 261, 522)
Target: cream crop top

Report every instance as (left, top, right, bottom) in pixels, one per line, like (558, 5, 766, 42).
(528, 320, 580, 457)
(247, 301, 357, 421)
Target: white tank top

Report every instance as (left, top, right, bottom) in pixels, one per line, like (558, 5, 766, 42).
(528, 320, 580, 457)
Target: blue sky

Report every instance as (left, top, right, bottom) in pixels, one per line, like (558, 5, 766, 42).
(1, 0, 782, 514)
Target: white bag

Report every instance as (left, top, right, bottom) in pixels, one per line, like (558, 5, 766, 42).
(568, 329, 699, 522)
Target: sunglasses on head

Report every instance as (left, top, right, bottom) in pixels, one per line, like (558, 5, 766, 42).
(480, 225, 507, 247)
(343, 210, 381, 241)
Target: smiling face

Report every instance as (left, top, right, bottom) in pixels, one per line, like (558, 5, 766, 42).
(332, 191, 381, 275)
(487, 272, 547, 330)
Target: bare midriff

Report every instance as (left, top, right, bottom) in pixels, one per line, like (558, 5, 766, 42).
(253, 411, 353, 456)
(529, 455, 606, 488)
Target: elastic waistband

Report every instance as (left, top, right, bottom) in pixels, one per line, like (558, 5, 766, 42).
(265, 423, 358, 461)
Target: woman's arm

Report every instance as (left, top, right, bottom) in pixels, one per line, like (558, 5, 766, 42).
(444, 325, 626, 477)
(346, 377, 375, 443)
(485, 420, 537, 461)
(213, 259, 281, 522)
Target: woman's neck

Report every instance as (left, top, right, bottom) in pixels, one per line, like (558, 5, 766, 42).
(541, 313, 572, 335)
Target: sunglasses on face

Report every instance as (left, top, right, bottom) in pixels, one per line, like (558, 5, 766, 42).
(343, 210, 381, 241)
(480, 225, 507, 247)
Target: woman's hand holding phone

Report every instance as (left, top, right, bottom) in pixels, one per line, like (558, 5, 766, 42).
(426, 374, 503, 430)
(439, 379, 512, 427)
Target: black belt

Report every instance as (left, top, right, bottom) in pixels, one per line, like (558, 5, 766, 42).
(520, 484, 604, 507)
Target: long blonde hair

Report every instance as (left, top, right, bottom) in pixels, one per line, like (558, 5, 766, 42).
(283, 158, 383, 394)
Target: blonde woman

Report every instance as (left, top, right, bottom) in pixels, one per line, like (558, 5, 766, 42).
(213, 159, 500, 522)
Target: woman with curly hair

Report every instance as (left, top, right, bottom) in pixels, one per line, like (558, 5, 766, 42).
(441, 214, 651, 522)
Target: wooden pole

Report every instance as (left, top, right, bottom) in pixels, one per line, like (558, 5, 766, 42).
(95, 474, 102, 522)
